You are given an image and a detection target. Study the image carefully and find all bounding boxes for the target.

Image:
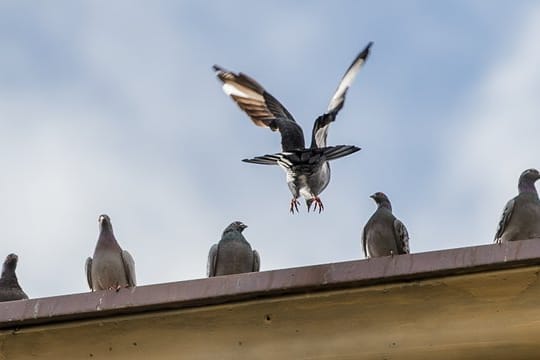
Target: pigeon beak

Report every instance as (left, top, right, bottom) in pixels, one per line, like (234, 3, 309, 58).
(240, 223, 248, 230)
(369, 194, 376, 200)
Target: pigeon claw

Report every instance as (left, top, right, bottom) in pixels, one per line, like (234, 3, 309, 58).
(312, 197, 325, 213)
(289, 198, 300, 214)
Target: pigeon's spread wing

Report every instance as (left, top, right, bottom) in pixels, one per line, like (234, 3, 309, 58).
(121, 250, 136, 287)
(214, 65, 306, 151)
(213, 65, 297, 127)
(85, 257, 93, 290)
(252, 250, 260, 272)
(494, 199, 515, 243)
(393, 219, 410, 254)
(310, 42, 372, 148)
(207, 244, 218, 277)
(327, 42, 372, 113)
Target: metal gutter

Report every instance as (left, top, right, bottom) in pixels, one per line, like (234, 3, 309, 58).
(1, 240, 539, 329)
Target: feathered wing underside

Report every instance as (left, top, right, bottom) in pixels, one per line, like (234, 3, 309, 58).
(494, 199, 515, 243)
(393, 219, 410, 254)
(213, 65, 305, 151)
(85, 257, 93, 290)
(327, 42, 373, 113)
(311, 113, 335, 149)
(242, 145, 361, 167)
(207, 244, 218, 277)
(310, 42, 373, 148)
(213, 65, 294, 127)
(121, 250, 136, 287)
(252, 250, 260, 272)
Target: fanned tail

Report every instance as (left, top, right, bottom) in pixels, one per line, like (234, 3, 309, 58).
(242, 145, 361, 167)
(321, 145, 361, 161)
(242, 154, 292, 167)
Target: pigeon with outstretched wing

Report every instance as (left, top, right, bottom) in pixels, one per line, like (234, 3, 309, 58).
(214, 42, 372, 213)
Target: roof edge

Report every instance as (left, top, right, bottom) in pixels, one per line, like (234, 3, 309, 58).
(1, 240, 540, 329)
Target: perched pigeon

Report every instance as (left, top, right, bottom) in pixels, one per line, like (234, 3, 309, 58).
(86, 214, 136, 291)
(0, 253, 28, 302)
(207, 221, 260, 277)
(213, 42, 372, 213)
(494, 168, 540, 243)
(362, 192, 410, 258)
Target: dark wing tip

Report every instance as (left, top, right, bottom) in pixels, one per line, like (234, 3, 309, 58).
(359, 42, 373, 60)
(212, 64, 223, 72)
(349, 146, 362, 156)
(346, 145, 362, 154)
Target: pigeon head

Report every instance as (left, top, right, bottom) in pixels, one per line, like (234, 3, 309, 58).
(370, 192, 392, 210)
(224, 221, 248, 234)
(518, 168, 540, 194)
(2, 253, 18, 274)
(98, 214, 114, 232)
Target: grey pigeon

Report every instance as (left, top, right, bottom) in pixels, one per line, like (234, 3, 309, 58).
(213, 42, 372, 213)
(494, 168, 540, 243)
(85, 214, 136, 291)
(0, 253, 28, 302)
(362, 192, 410, 258)
(207, 221, 260, 277)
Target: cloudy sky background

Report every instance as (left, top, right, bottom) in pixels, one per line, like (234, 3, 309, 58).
(1, 1, 540, 298)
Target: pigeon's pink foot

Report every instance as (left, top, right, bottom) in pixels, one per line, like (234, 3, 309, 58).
(312, 197, 325, 213)
(289, 198, 300, 214)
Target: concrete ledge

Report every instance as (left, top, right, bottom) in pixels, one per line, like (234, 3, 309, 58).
(1, 240, 540, 330)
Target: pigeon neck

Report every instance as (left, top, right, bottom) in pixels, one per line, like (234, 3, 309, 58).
(519, 179, 538, 196)
(377, 201, 392, 211)
(1, 265, 16, 281)
(98, 229, 120, 247)
(222, 230, 246, 242)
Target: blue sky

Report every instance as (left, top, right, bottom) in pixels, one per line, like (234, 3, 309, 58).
(1, 1, 540, 298)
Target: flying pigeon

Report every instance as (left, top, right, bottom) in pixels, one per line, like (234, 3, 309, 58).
(86, 214, 136, 291)
(213, 42, 372, 213)
(494, 168, 540, 243)
(0, 253, 28, 302)
(362, 192, 410, 258)
(207, 221, 260, 277)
